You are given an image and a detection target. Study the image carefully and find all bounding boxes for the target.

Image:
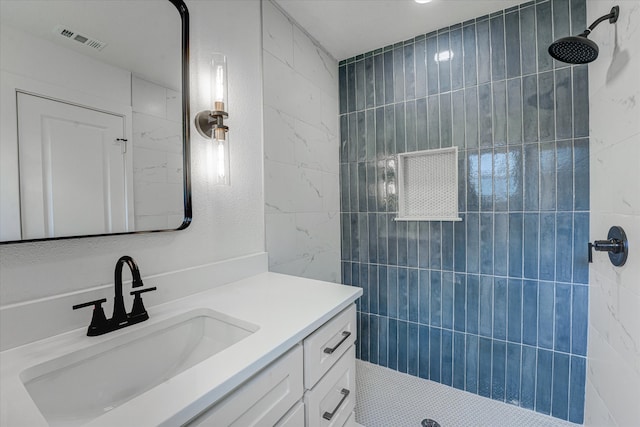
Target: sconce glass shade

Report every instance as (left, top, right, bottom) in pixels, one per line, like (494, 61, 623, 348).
(211, 53, 229, 185)
(211, 53, 227, 110)
(209, 134, 230, 186)
(196, 53, 230, 185)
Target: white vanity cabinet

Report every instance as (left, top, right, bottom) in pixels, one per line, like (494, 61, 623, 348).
(185, 304, 358, 427)
(186, 345, 304, 427)
(303, 304, 357, 427)
(275, 402, 305, 426)
(0, 271, 363, 427)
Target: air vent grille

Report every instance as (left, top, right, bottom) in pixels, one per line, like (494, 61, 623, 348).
(54, 25, 107, 51)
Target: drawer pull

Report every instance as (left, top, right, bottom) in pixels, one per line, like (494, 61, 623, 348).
(322, 388, 350, 421)
(323, 331, 351, 354)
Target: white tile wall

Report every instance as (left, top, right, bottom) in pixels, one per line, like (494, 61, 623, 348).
(292, 25, 337, 95)
(166, 89, 182, 123)
(262, 0, 340, 283)
(270, 249, 341, 283)
(131, 112, 182, 153)
(265, 213, 298, 264)
(263, 106, 296, 164)
(294, 119, 339, 174)
(262, 0, 294, 67)
(133, 147, 168, 183)
(132, 76, 168, 118)
(131, 76, 184, 230)
(585, 1, 640, 426)
(320, 91, 339, 136)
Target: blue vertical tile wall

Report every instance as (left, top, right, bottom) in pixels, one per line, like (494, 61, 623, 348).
(339, 0, 588, 424)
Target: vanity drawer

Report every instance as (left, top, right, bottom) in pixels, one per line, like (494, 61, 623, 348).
(186, 344, 303, 427)
(303, 304, 356, 389)
(304, 345, 356, 427)
(275, 401, 304, 426)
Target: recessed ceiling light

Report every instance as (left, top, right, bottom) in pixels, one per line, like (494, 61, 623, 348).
(415, 0, 433, 3)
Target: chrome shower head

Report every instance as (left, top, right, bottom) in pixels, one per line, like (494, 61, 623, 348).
(548, 5, 619, 64)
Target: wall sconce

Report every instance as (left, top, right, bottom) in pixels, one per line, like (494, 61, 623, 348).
(195, 53, 230, 185)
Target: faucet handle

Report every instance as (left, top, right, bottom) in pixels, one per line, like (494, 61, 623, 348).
(129, 287, 156, 321)
(72, 298, 107, 310)
(73, 298, 109, 336)
(130, 286, 156, 296)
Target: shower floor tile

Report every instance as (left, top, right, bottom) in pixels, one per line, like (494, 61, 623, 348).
(355, 361, 579, 427)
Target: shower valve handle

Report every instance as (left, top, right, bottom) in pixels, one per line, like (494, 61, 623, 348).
(588, 226, 628, 266)
(589, 240, 623, 260)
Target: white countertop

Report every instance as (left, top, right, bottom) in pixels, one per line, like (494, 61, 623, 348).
(0, 272, 362, 426)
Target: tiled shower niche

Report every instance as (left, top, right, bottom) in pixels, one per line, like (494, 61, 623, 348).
(338, 0, 589, 423)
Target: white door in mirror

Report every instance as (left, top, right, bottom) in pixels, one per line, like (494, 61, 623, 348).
(17, 92, 132, 239)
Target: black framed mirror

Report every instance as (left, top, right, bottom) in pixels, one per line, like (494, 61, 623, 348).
(0, 0, 191, 244)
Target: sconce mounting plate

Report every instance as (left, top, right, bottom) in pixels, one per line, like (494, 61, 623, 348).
(195, 110, 228, 139)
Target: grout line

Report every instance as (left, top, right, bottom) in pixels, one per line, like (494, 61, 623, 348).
(354, 310, 585, 360)
(338, 66, 573, 117)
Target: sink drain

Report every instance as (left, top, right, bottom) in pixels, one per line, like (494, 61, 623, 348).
(421, 419, 441, 427)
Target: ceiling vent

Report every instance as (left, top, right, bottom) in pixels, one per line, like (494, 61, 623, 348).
(54, 25, 107, 51)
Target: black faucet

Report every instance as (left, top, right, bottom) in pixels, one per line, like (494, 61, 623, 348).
(73, 255, 156, 336)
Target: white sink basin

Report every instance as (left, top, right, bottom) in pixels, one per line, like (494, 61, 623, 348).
(19, 309, 258, 427)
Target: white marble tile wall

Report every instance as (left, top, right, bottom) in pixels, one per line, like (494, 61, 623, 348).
(262, 0, 340, 283)
(131, 76, 184, 230)
(585, 1, 640, 426)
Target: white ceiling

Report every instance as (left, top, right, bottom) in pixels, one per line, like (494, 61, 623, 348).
(274, 0, 525, 60)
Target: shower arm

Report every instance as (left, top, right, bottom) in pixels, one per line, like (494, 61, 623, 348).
(581, 5, 619, 36)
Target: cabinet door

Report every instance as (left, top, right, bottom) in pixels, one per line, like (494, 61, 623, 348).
(303, 305, 356, 390)
(186, 345, 303, 427)
(304, 346, 356, 427)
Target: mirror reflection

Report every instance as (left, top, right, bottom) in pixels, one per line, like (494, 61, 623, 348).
(0, 0, 189, 243)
